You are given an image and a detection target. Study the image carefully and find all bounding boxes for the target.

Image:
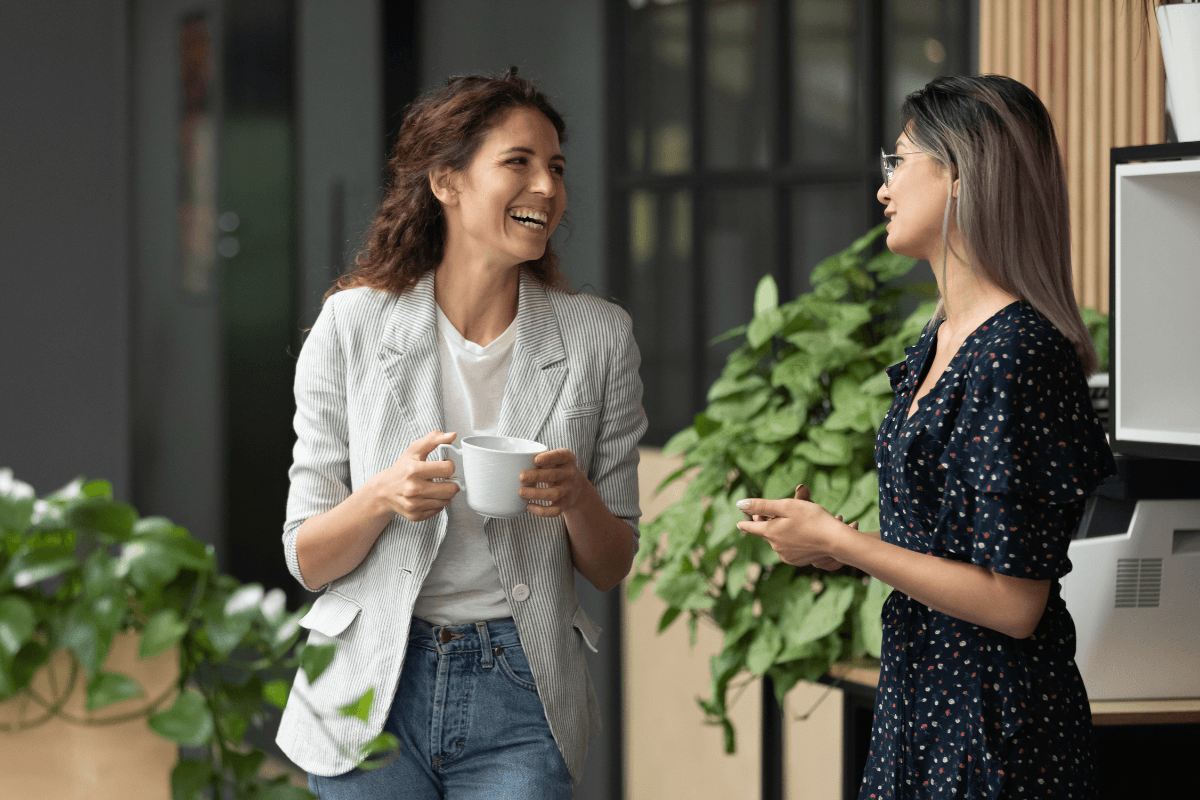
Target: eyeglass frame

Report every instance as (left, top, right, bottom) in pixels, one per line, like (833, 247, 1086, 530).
(880, 148, 931, 188)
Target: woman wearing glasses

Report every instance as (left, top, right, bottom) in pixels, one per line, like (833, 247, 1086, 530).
(738, 75, 1114, 798)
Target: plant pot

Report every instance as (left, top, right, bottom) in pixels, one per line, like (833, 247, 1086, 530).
(1157, 4, 1200, 142)
(0, 634, 178, 800)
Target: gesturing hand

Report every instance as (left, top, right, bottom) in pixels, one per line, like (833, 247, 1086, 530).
(518, 449, 587, 518)
(740, 484, 855, 571)
(370, 430, 460, 522)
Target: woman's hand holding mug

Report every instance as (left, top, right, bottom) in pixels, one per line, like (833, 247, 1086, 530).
(371, 430, 460, 522)
(519, 449, 587, 518)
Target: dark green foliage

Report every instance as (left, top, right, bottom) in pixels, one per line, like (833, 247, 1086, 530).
(630, 223, 928, 752)
(631, 223, 1112, 753)
(0, 472, 390, 798)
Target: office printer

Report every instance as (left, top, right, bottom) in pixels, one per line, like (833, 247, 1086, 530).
(1061, 456, 1200, 700)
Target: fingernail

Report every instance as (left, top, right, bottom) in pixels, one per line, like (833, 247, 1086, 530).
(736, 499, 750, 510)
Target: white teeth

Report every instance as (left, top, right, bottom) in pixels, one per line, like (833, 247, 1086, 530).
(509, 208, 549, 227)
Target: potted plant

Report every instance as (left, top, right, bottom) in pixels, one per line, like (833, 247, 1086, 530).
(630, 223, 1114, 752)
(0, 470, 391, 799)
(628, 223, 930, 750)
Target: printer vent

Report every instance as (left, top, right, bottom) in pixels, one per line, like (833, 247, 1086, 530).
(1115, 558, 1162, 608)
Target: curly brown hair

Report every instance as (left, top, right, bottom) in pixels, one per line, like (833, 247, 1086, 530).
(328, 68, 569, 300)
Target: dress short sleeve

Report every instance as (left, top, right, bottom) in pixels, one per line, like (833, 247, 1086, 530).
(931, 309, 1115, 579)
(937, 317, 1113, 500)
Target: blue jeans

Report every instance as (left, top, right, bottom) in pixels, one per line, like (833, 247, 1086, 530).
(308, 617, 573, 799)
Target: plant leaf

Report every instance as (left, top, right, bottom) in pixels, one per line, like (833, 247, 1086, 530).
(259, 782, 318, 800)
(0, 597, 35, 656)
(654, 568, 713, 610)
(657, 606, 683, 632)
(625, 572, 653, 603)
(858, 578, 893, 658)
(746, 308, 786, 348)
(300, 642, 338, 684)
(139, 608, 188, 660)
(745, 618, 783, 675)
(4, 544, 77, 590)
(753, 274, 779, 315)
(170, 759, 213, 800)
(149, 689, 214, 746)
(339, 686, 375, 722)
(661, 426, 699, 456)
(225, 750, 266, 784)
(789, 578, 856, 647)
(68, 500, 138, 540)
(86, 671, 144, 711)
(263, 678, 291, 709)
(835, 470, 879, 523)
(357, 731, 400, 771)
(60, 602, 113, 674)
(201, 601, 253, 657)
(224, 583, 265, 616)
(859, 369, 893, 396)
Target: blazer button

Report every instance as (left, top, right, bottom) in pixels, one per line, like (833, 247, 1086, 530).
(512, 583, 531, 602)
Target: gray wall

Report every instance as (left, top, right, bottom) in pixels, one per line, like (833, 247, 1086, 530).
(128, 0, 226, 554)
(0, 1, 133, 498)
(419, 0, 608, 296)
(297, 0, 383, 330)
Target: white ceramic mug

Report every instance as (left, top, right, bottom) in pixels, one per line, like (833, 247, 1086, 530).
(434, 435, 547, 519)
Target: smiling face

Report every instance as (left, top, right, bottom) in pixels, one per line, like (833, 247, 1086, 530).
(435, 106, 566, 270)
(877, 130, 957, 262)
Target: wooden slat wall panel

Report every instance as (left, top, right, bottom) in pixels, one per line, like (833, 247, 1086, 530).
(979, 0, 1166, 313)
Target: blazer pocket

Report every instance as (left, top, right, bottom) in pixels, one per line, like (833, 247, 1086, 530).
(561, 402, 602, 421)
(572, 605, 602, 653)
(299, 591, 363, 638)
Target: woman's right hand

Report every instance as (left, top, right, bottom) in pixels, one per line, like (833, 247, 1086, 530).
(368, 430, 460, 522)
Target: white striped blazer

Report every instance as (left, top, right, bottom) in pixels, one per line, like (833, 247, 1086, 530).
(275, 270, 646, 782)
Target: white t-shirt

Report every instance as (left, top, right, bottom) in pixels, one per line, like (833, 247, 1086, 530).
(412, 306, 517, 625)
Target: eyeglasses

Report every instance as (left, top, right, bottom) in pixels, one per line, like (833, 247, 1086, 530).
(881, 149, 908, 187)
(881, 148, 934, 187)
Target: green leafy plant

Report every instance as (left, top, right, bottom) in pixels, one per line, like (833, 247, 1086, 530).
(0, 470, 392, 799)
(629, 222, 1114, 753)
(628, 223, 932, 752)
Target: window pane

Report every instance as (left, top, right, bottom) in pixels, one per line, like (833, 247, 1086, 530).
(630, 189, 696, 444)
(791, 0, 859, 164)
(885, 0, 970, 138)
(703, 188, 774, 389)
(624, 0, 692, 174)
(705, 0, 772, 169)
(790, 183, 868, 294)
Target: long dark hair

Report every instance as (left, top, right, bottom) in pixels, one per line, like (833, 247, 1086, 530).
(901, 75, 1099, 374)
(328, 68, 568, 300)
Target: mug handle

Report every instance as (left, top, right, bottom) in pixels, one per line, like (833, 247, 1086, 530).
(433, 443, 466, 492)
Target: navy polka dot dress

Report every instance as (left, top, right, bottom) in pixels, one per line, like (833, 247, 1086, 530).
(859, 302, 1116, 800)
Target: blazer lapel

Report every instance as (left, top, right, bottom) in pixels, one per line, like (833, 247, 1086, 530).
(376, 271, 445, 440)
(495, 271, 567, 444)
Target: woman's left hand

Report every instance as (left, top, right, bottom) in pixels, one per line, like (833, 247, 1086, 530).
(735, 497, 846, 567)
(519, 449, 586, 517)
